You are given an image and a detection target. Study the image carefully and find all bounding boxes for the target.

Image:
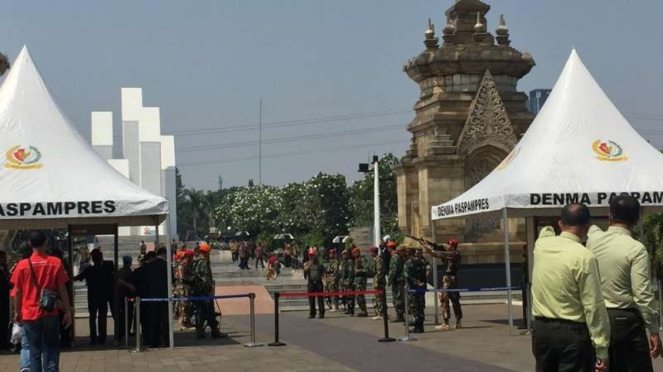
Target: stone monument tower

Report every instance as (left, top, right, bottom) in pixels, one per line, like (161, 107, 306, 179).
(395, 0, 535, 257)
(0, 52, 9, 77)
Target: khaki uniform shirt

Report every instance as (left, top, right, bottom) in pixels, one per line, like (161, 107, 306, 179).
(532, 227, 610, 360)
(586, 225, 659, 334)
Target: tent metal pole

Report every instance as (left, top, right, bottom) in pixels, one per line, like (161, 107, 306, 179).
(503, 208, 514, 336)
(114, 224, 120, 346)
(431, 220, 439, 325)
(67, 225, 76, 346)
(525, 217, 535, 334)
(159, 216, 175, 349)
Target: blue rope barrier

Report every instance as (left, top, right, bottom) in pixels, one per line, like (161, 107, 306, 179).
(407, 285, 521, 293)
(141, 293, 251, 302)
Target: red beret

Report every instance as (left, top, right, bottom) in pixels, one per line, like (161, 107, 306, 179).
(447, 239, 459, 248)
(386, 241, 397, 248)
(185, 249, 195, 257)
(369, 246, 379, 253)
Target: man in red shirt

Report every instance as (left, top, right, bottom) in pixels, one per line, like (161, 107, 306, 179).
(11, 231, 72, 372)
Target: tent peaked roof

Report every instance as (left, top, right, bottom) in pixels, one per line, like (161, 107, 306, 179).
(432, 49, 663, 220)
(0, 46, 167, 228)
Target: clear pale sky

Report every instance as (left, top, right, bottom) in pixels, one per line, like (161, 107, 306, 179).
(1, 0, 662, 190)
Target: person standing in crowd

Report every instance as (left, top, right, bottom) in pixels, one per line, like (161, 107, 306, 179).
(175, 250, 195, 330)
(170, 239, 178, 254)
(12, 231, 72, 372)
(421, 238, 463, 330)
(324, 248, 340, 312)
(144, 247, 169, 348)
(381, 241, 394, 281)
(238, 241, 249, 270)
(254, 242, 265, 270)
(138, 241, 147, 266)
(135, 250, 156, 344)
(0, 251, 10, 349)
(304, 249, 326, 319)
(117, 256, 136, 342)
(352, 248, 369, 318)
(230, 241, 238, 262)
(586, 195, 662, 371)
(49, 249, 72, 348)
(192, 243, 221, 339)
(75, 249, 112, 345)
(388, 245, 405, 323)
(531, 204, 610, 372)
(340, 250, 355, 316)
(370, 247, 386, 321)
(404, 247, 427, 333)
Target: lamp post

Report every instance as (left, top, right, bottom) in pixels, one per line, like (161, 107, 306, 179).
(359, 155, 380, 246)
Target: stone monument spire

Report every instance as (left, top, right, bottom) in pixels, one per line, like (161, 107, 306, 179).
(0, 52, 9, 77)
(424, 19, 439, 50)
(395, 0, 535, 248)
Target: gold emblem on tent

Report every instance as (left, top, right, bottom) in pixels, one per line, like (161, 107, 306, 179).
(592, 140, 628, 162)
(4, 145, 43, 170)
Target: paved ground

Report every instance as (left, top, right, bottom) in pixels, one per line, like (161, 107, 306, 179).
(2, 305, 663, 371)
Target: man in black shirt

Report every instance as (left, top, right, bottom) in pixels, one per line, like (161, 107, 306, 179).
(0, 251, 9, 349)
(143, 248, 169, 348)
(304, 249, 326, 319)
(117, 256, 136, 343)
(75, 249, 113, 345)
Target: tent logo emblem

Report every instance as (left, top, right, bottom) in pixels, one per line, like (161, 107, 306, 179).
(592, 140, 628, 162)
(497, 147, 520, 170)
(4, 145, 43, 170)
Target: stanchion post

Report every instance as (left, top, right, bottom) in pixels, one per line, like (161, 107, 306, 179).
(245, 293, 264, 347)
(124, 297, 129, 348)
(398, 284, 416, 342)
(131, 297, 144, 353)
(378, 289, 395, 342)
(268, 292, 286, 346)
(659, 279, 663, 332)
(431, 220, 439, 325)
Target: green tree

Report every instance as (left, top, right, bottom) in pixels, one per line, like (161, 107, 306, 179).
(302, 173, 349, 240)
(185, 188, 208, 237)
(641, 213, 663, 279)
(176, 168, 193, 239)
(348, 153, 400, 240)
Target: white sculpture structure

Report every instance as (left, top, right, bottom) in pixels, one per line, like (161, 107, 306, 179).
(91, 88, 177, 238)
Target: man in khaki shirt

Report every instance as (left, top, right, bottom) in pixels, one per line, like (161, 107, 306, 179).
(531, 203, 610, 372)
(586, 195, 662, 371)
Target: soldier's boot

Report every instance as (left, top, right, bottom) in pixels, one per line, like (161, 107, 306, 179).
(356, 311, 368, 318)
(435, 322, 451, 331)
(455, 319, 463, 329)
(195, 327, 206, 339)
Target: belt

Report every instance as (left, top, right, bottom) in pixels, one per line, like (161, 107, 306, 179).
(606, 307, 637, 312)
(534, 317, 586, 326)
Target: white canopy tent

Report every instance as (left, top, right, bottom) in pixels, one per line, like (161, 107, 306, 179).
(0, 46, 170, 344)
(431, 49, 663, 334)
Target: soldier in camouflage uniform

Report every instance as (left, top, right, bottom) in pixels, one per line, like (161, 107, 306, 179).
(421, 238, 463, 330)
(339, 250, 355, 316)
(370, 246, 386, 320)
(324, 248, 340, 312)
(352, 248, 369, 317)
(191, 244, 221, 339)
(175, 250, 195, 329)
(388, 245, 405, 322)
(404, 247, 427, 333)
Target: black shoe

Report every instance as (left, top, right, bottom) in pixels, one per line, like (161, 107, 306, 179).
(411, 327, 424, 334)
(89, 339, 97, 346)
(308, 314, 315, 319)
(318, 314, 325, 319)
